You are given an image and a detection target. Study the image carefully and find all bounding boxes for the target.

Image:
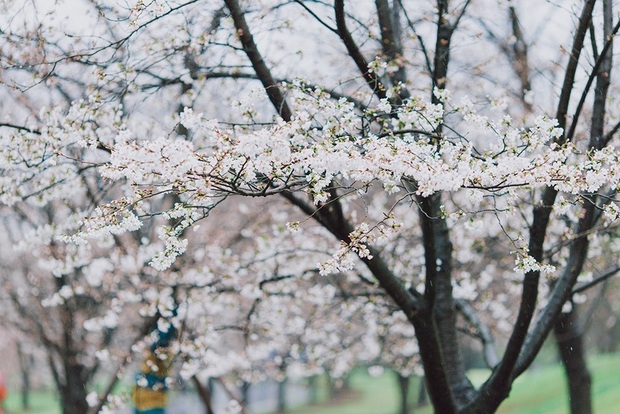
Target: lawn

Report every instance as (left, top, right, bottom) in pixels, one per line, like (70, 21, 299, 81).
(280, 353, 620, 414)
(494, 353, 620, 414)
(4, 389, 60, 414)
(4, 353, 619, 414)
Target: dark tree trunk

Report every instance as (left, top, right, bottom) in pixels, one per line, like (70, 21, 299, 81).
(59, 363, 89, 414)
(552, 1, 612, 413)
(554, 307, 592, 414)
(240, 381, 250, 407)
(17, 342, 32, 411)
(277, 377, 287, 413)
(276, 360, 288, 413)
(396, 373, 410, 414)
(417, 192, 473, 407)
(417, 378, 428, 406)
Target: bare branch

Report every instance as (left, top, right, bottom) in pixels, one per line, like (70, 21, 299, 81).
(334, 0, 388, 101)
(224, 0, 293, 121)
(455, 299, 499, 368)
(572, 266, 620, 295)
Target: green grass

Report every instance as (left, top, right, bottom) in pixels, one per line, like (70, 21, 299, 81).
(4, 389, 60, 414)
(280, 353, 620, 414)
(5, 353, 619, 414)
(482, 353, 620, 414)
(284, 369, 416, 414)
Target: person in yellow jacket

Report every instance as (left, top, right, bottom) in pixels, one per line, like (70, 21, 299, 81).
(133, 320, 177, 414)
(133, 351, 171, 414)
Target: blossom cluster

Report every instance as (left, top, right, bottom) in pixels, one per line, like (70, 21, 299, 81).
(67, 88, 620, 272)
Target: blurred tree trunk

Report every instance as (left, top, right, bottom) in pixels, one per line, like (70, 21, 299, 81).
(553, 307, 592, 414)
(276, 359, 288, 413)
(277, 377, 287, 413)
(417, 377, 428, 406)
(307, 376, 319, 404)
(553, 0, 612, 412)
(17, 342, 32, 411)
(396, 373, 410, 414)
(240, 380, 250, 407)
(193, 376, 214, 414)
(59, 363, 89, 414)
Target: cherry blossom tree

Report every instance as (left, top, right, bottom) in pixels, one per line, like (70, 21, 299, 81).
(0, 184, 173, 413)
(2, 1, 620, 414)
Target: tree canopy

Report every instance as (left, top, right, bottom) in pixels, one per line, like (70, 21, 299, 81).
(1, 1, 619, 413)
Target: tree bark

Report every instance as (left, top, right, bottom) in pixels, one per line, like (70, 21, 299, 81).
(396, 373, 410, 414)
(240, 380, 250, 407)
(424, 1, 476, 405)
(193, 376, 215, 414)
(277, 377, 287, 413)
(417, 378, 428, 406)
(554, 307, 592, 414)
(17, 342, 32, 411)
(552, 2, 611, 413)
(224, 0, 292, 121)
(417, 192, 473, 407)
(466, 3, 597, 412)
(59, 363, 89, 414)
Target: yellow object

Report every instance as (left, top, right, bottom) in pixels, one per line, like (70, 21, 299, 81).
(141, 352, 170, 376)
(133, 350, 172, 411)
(133, 387, 168, 410)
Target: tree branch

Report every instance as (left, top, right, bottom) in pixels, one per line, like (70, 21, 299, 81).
(455, 299, 499, 368)
(334, 0, 388, 100)
(572, 266, 620, 295)
(555, 0, 597, 141)
(224, 0, 293, 121)
(375, 0, 409, 102)
(0, 123, 41, 135)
